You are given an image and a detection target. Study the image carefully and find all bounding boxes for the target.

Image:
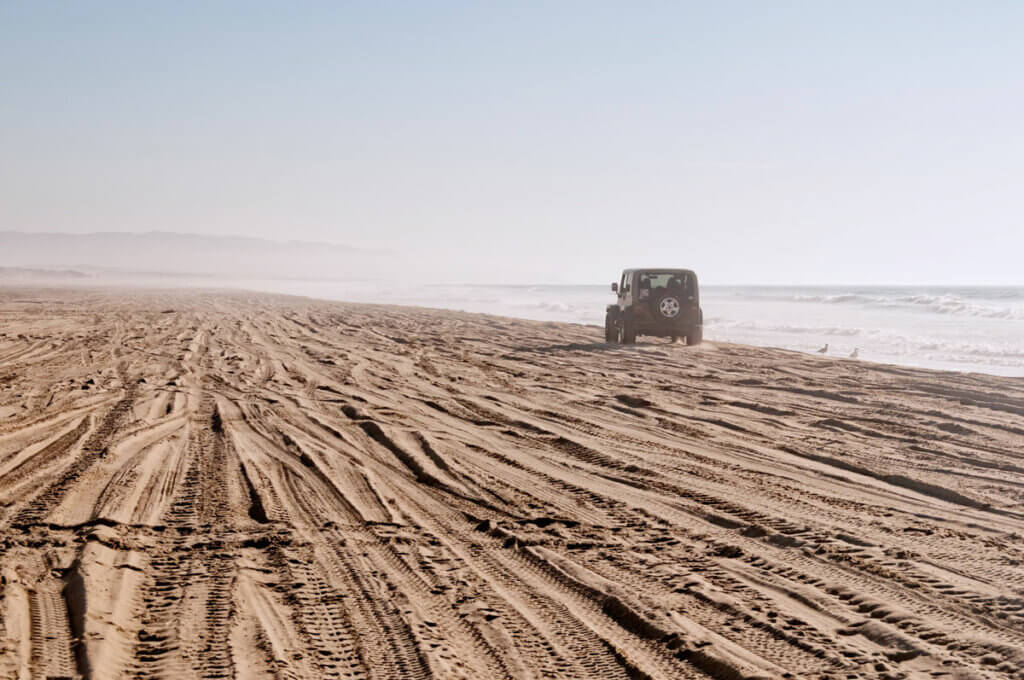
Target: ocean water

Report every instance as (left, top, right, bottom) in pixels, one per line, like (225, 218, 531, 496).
(225, 280, 1024, 378)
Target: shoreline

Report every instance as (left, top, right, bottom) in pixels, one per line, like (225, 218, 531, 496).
(4, 282, 1022, 382)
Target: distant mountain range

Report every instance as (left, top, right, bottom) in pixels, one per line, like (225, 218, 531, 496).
(0, 266, 89, 280)
(0, 231, 390, 279)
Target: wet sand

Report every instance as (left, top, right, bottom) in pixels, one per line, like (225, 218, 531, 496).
(1, 288, 1023, 679)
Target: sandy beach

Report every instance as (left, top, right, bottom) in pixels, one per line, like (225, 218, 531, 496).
(1, 288, 1023, 679)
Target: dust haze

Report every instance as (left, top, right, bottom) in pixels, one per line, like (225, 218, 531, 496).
(0, 231, 392, 282)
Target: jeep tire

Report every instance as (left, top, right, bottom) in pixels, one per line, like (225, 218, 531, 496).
(604, 311, 617, 343)
(618, 317, 636, 344)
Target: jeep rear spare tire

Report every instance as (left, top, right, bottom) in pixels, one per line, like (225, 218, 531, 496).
(654, 292, 682, 321)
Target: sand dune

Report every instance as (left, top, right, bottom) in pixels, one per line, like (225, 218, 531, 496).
(1, 288, 1023, 679)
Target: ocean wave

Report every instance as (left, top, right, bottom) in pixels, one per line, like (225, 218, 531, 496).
(707, 321, 1024, 364)
(917, 342, 1024, 361)
(705, 319, 863, 336)
(779, 292, 1024, 319)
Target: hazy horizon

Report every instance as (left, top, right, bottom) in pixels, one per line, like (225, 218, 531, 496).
(6, 228, 1024, 288)
(3, 3, 1023, 285)
(4, 229, 1024, 287)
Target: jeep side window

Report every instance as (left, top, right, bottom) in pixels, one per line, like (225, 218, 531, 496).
(620, 273, 629, 294)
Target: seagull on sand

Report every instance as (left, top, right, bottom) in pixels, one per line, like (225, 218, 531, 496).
(849, 348, 859, 358)
(816, 343, 829, 354)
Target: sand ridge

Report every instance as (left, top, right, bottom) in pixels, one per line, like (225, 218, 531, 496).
(1, 288, 1023, 679)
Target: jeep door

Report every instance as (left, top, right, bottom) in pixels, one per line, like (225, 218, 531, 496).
(619, 271, 634, 310)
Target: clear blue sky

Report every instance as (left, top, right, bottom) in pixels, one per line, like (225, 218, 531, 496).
(2, 1, 1022, 284)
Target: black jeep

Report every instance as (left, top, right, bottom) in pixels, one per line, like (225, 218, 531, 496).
(605, 269, 703, 345)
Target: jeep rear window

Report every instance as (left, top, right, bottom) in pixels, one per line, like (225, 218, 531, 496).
(638, 272, 690, 293)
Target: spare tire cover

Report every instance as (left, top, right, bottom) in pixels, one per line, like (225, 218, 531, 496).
(656, 293, 681, 319)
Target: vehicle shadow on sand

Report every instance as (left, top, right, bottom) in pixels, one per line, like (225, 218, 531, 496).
(511, 340, 684, 354)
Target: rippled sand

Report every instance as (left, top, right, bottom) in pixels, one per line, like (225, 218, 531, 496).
(1, 288, 1023, 679)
